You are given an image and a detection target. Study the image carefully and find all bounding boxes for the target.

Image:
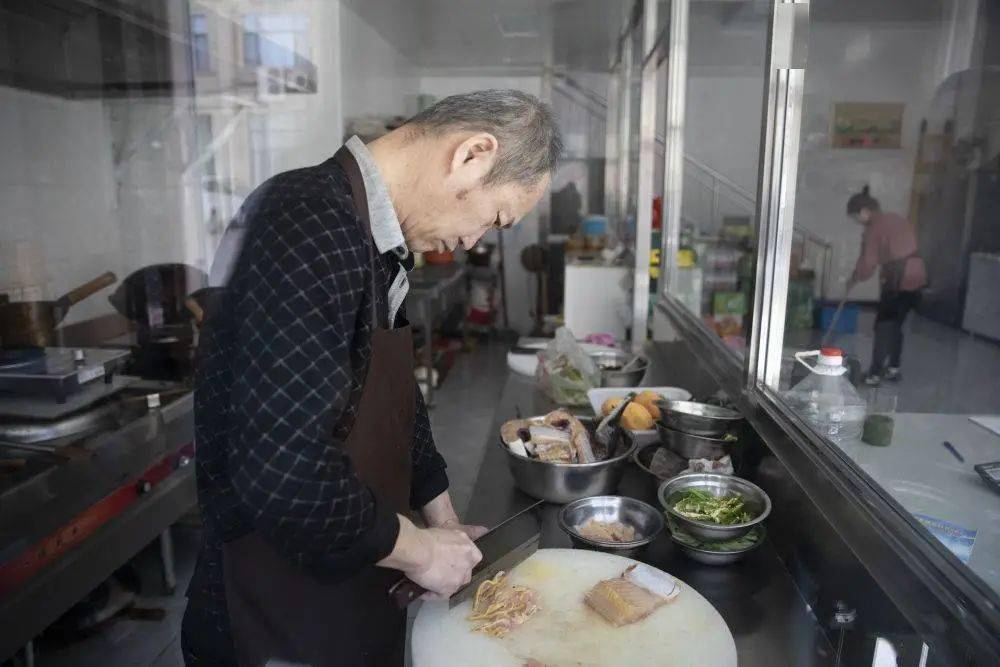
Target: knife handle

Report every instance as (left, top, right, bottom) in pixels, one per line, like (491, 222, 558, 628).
(388, 577, 426, 609)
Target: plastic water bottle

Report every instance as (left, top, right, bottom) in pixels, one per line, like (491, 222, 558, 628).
(783, 348, 867, 445)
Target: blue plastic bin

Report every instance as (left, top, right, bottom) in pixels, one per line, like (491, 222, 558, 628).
(817, 301, 859, 335)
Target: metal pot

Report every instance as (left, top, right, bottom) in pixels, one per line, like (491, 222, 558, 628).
(590, 350, 648, 387)
(0, 272, 117, 348)
(500, 419, 637, 504)
(657, 400, 743, 437)
(656, 422, 735, 459)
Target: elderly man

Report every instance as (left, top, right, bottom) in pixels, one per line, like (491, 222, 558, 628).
(181, 90, 561, 667)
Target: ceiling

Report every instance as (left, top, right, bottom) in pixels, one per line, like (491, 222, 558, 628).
(346, 0, 625, 72)
(347, 0, 957, 73)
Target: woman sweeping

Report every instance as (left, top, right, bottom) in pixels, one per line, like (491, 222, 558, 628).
(846, 185, 928, 386)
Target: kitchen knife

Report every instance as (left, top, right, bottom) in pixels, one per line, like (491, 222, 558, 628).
(388, 500, 542, 609)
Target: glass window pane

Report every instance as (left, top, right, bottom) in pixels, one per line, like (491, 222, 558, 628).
(771, 0, 1000, 598)
(671, 0, 768, 352)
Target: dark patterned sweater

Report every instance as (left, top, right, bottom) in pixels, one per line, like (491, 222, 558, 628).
(184, 155, 447, 657)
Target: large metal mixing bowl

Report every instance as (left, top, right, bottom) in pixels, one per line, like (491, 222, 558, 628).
(501, 422, 637, 504)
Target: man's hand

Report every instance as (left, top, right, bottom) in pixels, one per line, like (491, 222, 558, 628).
(436, 518, 489, 541)
(408, 526, 482, 599)
(420, 490, 488, 541)
(377, 515, 481, 599)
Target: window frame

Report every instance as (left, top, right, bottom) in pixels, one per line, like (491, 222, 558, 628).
(643, 0, 1000, 661)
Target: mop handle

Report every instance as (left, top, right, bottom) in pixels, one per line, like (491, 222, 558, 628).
(820, 288, 851, 347)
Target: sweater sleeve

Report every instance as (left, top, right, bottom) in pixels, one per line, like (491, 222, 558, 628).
(408, 383, 449, 509)
(227, 197, 399, 578)
(852, 223, 882, 283)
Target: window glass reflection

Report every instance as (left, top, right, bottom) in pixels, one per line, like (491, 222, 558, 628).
(672, 1, 768, 351)
(776, 0, 1000, 597)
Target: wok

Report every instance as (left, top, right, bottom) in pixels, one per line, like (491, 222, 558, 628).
(108, 263, 208, 330)
(0, 272, 117, 348)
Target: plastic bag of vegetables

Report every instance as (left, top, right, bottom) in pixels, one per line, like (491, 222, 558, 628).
(535, 327, 601, 406)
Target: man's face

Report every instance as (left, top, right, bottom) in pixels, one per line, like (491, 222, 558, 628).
(401, 132, 550, 253)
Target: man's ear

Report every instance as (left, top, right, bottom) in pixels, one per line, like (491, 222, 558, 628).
(449, 132, 499, 183)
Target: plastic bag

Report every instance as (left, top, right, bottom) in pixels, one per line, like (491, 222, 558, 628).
(687, 454, 734, 475)
(535, 327, 601, 406)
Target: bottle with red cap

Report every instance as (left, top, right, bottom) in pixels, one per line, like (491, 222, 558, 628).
(784, 347, 867, 445)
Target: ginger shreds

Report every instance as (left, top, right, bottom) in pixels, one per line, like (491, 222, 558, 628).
(467, 571, 540, 638)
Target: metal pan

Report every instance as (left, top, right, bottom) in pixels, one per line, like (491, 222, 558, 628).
(0, 272, 117, 348)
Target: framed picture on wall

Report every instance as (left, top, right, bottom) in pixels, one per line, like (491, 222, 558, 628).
(832, 102, 904, 149)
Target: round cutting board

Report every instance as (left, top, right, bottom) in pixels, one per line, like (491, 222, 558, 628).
(411, 548, 736, 667)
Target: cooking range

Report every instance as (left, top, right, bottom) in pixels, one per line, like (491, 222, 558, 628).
(0, 344, 197, 661)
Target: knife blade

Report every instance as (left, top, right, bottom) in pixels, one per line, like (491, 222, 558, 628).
(388, 500, 542, 609)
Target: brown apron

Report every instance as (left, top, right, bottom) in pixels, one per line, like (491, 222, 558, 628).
(221, 147, 415, 667)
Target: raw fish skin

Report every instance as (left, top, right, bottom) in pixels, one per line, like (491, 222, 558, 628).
(508, 439, 529, 457)
(623, 564, 679, 601)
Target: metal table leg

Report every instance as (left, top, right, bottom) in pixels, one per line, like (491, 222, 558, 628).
(159, 527, 176, 594)
(19, 640, 34, 667)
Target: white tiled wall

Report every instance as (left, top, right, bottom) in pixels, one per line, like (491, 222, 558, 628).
(685, 8, 957, 301)
(339, 1, 419, 127)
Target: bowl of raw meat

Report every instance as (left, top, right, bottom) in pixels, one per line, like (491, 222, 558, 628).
(500, 411, 637, 503)
(558, 495, 664, 557)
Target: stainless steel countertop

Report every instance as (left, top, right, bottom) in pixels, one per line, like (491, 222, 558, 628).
(462, 342, 835, 666)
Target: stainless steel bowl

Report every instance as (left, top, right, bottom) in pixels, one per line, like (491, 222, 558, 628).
(658, 400, 743, 437)
(558, 495, 663, 557)
(667, 520, 765, 566)
(501, 421, 637, 504)
(656, 423, 735, 460)
(589, 350, 648, 387)
(658, 473, 771, 542)
(632, 443, 686, 495)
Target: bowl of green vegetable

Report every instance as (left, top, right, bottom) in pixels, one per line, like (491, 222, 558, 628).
(665, 515, 765, 565)
(657, 472, 771, 542)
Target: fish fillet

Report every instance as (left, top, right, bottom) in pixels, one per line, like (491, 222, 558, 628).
(585, 566, 679, 627)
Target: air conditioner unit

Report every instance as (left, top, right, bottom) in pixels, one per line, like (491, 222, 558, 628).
(256, 67, 286, 101)
(283, 65, 316, 94)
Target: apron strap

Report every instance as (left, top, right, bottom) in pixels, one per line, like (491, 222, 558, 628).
(334, 146, 386, 330)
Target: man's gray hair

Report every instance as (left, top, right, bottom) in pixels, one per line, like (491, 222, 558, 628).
(405, 89, 562, 186)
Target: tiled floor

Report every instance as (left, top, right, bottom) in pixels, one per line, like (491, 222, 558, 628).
(787, 309, 1000, 414)
(31, 340, 510, 667)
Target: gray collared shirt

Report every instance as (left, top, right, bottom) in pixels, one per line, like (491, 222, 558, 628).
(345, 135, 410, 324)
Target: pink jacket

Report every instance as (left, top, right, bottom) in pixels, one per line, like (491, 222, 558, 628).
(852, 211, 928, 292)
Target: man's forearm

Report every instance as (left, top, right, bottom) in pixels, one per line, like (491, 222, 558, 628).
(377, 514, 429, 571)
(420, 490, 460, 528)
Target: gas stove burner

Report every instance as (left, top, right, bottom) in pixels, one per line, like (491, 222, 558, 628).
(0, 348, 47, 373)
(0, 347, 131, 403)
